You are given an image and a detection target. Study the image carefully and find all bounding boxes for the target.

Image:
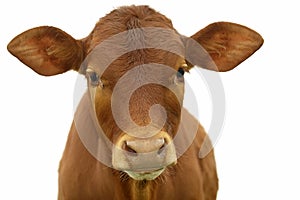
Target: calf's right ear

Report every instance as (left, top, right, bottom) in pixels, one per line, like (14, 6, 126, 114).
(7, 26, 84, 76)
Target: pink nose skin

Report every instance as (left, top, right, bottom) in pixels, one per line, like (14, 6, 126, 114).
(112, 133, 177, 180)
(121, 138, 169, 172)
(124, 138, 166, 155)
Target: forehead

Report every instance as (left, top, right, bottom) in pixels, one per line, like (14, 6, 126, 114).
(86, 7, 184, 62)
(88, 6, 175, 49)
(86, 28, 185, 78)
(84, 6, 187, 82)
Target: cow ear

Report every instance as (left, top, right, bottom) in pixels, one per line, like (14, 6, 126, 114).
(185, 22, 263, 72)
(7, 26, 84, 76)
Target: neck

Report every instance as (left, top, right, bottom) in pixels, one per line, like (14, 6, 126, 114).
(130, 180, 152, 200)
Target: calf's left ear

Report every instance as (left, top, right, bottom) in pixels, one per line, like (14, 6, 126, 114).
(185, 22, 264, 72)
(7, 26, 84, 76)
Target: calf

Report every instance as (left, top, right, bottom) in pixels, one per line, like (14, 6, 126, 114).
(8, 5, 263, 200)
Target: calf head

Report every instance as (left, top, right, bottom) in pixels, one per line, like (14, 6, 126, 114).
(8, 5, 263, 180)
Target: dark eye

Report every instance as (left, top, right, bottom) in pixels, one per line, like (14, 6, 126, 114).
(177, 68, 185, 77)
(86, 70, 102, 87)
(174, 67, 185, 85)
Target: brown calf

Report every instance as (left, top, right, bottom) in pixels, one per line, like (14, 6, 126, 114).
(8, 5, 263, 200)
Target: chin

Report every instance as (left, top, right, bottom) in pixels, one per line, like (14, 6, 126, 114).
(125, 168, 165, 181)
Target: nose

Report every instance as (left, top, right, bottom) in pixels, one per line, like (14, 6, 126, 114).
(112, 132, 177, 174)
(124, 138, 166, 154)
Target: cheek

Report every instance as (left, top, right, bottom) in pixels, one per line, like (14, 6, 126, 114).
(164, 89, 184, 136)
(94, 88, 118, 141)
(94, 87, 110, 108)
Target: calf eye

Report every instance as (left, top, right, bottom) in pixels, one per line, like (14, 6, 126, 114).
(86, 70, 103, 88)
(174, 67, 185, 85)
(177, 68, 185, 77)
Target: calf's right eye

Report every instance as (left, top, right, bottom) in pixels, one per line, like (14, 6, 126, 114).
(86, 70, 103, 88)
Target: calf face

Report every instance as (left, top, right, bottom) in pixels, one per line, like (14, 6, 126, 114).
(7, 5, 263, 181)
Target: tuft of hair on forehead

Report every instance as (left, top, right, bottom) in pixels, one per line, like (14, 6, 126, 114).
(85, 5, 174, 52)
(84, 5, 184, 83)
(107, 5, 173, 29)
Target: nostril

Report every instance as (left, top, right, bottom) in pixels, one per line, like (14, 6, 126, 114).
(157, 139, 167, 155)
(123, 141, 138, 155)
(123, 138, 168, 154)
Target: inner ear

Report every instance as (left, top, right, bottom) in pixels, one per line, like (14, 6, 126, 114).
(185, 22, 264, 72)
(7, 26, 84, 76)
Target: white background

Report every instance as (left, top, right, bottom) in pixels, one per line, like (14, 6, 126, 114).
(1, 0, 299, 199)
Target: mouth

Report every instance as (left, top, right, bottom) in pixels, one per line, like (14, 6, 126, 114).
(125, 167, 165, 180)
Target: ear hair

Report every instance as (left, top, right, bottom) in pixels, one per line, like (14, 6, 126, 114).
(7, 26, 85, 76)
(185, 22, 263, 72)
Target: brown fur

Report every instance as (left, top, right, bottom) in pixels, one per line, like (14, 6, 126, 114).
(7, 5, 263, 200)
(58, 93, 218, 200)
